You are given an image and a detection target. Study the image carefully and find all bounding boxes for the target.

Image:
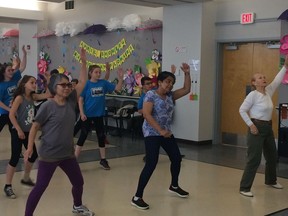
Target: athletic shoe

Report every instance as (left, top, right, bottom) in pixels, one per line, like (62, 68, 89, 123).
(131, 196, 149, 210)
(267, 182, 283, 189)
(21, 179, 35, 187)
(100, 159, 110, 170)
(72, 205, 95, 216)
(240, 191, 253, 197)
(4, 186, 16, 199)
(168, 185, 189, 198)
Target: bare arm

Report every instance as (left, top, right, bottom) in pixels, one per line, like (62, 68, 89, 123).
(115, 68, 124, 92)
(31, 90, 52, 101)
(78, 96, 87, 121)
(75, 48, 87, 98)
(24, 122, 40, 162)
(104, 62, 110, 80)
(19, 45, 27, 73)
(0, 101, 10, 112)
(172, 63, 191, 101)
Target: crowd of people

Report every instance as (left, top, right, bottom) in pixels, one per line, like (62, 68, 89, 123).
(1, 45, 288, 214)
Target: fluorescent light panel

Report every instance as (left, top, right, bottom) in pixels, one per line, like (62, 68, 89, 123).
(0, 0, 40, 10)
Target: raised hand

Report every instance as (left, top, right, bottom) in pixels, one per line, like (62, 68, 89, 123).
(171, 64, 176, 74)
(80, 48, 86, 63)
(180, 63, 190, 74)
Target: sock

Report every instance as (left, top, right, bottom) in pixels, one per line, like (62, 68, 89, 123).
(23, 173, 30, 181)
(5, 184, 12, 188)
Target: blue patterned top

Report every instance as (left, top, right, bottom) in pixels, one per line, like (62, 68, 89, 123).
(142, 90, 174, 137)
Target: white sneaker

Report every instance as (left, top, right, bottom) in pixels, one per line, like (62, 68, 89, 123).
(240, 191, 253, 197)
(72, 205, 95, 216)
(268, 182, 283, 189)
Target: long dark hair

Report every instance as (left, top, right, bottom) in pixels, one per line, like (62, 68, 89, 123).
(12, 75, 36, 102)
(0, 63, 12, 82)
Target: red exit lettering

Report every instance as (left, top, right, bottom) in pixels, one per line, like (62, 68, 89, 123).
(240, 13, 255, 24)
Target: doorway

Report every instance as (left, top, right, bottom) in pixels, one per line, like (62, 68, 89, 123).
(219, 42, 280, 147)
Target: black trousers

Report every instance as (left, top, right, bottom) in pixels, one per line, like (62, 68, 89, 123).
(76, 116, 105, 148)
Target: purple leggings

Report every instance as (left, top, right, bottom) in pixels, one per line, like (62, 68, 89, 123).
(25, 158, 84, 216)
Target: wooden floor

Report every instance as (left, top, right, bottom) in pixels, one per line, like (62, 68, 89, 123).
(1, 127, 288, 216)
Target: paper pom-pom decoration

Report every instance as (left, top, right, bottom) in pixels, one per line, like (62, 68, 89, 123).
(55, 22, 86, 37)
(280, 35, 288, 44)
(280, 34, 288, 55)
(137, 19, 162, 30)
(68, 22, 87, 37)
(83, 24, 107, 35)
(280, 44, 288, 55)
(278, 9, 288, 21)
(3, 29, 19, 37)
(122, 14, 141, 31)
(107, 17, 122, 31)
(33, 29, 55, 38)
(55, 22, 69, 36)
(37, 59, 48, 74)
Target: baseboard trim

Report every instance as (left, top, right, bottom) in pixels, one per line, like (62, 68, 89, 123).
(175, 138, 212, 145)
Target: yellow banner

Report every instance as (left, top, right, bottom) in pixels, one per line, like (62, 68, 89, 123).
(79, 38, 127, 59)
(73, 43, 134, 71)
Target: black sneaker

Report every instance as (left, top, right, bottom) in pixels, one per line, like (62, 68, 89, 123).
(131, 196, 149, 210)
(4, 186, 16, 199)
(168, 185, 189, 198)
(21, 179, 35, 187)
(100, 159, 110, 170)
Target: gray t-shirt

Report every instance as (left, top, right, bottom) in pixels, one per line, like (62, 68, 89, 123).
(35, 91, 77, 161)
(16, 96, 35, 132)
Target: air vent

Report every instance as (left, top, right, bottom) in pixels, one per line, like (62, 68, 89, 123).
(65, 0, 74, 10)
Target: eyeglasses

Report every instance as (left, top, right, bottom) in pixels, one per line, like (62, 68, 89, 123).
(57, 83, 73, 88)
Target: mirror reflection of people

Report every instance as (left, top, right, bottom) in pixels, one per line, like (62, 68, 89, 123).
(239, 55, 288, 197)
(131, 63, 191, 210)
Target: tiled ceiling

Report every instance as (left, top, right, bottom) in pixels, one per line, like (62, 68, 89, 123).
(39, 0, 211, 7)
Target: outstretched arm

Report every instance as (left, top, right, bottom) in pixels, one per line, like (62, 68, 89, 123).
(115, 68, 124, 92)
(75, 48, 87, 98)
(172, 63, 191, 101)
(24, 122, 40, 163)
(104, 62, 110, 80)
(19, 45, 27, 73)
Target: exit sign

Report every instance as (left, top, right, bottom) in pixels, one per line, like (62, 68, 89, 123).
(240, 13, 255, 24)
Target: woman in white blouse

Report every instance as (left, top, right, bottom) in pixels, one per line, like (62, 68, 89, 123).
(239, 55, 288, 197)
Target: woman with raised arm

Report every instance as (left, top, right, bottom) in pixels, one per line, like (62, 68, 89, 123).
(239, 55, 288, 197)
(24, 48, 95, 216)
(131, 63, 191, 210)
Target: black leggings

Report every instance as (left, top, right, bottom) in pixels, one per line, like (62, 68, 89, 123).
(135, 135, 182, 198)
(10, 129, 38, 167)
(76, 117, 105, 147)
(0, 114, 13, 133)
